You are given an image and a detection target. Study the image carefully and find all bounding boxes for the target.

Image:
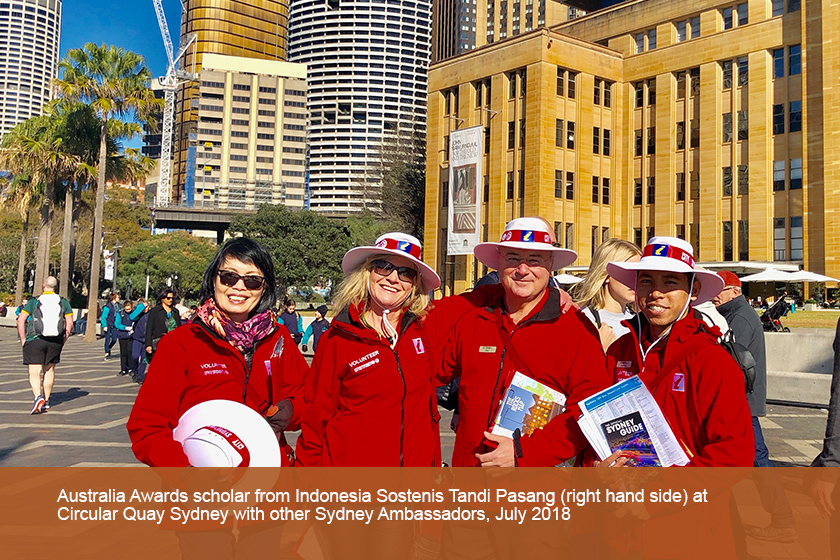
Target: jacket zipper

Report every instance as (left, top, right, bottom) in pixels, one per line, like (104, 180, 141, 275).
(485, 348, 507, 434)
(393, 347, 407, 467)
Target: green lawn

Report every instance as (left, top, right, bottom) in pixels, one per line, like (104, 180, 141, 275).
(760, 309, 840, 329)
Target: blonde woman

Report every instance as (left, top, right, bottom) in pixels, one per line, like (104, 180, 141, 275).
(296, 232, 499, 468)
(572, 238, 642, 351)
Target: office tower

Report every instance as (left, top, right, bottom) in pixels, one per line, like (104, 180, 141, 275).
(289, 0, 430, 214)
(0, 0, 61, 139)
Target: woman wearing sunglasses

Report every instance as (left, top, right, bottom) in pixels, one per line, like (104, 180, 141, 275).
(128, 237, 309, 468)
(296, 232, 500, 471)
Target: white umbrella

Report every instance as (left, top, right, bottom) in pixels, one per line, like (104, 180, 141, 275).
(787, 270, 840, 283)
(739, 269, 795, 282)
(553, 273, 582, 285)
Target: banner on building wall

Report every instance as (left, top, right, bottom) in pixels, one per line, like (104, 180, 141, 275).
(447, 125, 483, 256)
(103, 250, 114, 281)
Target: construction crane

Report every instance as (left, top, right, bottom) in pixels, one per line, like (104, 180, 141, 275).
(152, 0, 196, 207)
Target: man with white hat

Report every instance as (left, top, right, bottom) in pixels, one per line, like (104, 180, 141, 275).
(604, 236, 754, 466)
(440, 217, 610, 468)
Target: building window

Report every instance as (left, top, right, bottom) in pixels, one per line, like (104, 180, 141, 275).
(485, 127, 491, 153)
(566, 172, 575, 199)
(738, 164, 749, 195)
(593, 127, 600, 154)
(593, 80, 601, 105)
(635, 82, 644, 107)
(738, 110, 748, 140)
(790, 158, 803, 189)
(676, 224, 686, 240)
(722, 60, 733, 89)
(773, 160, 786, 191)
(566, 121, 575, 149)
(520, 119, 526, 148)
(565, 223, 575, 249)
(603, 129, 611, 156)
(602, 178, 610, 205)
(647, 127, 656, 154)
(722, 7, 734, 29)
(568, 72, 577, 99)
(789, 100, 802, 132)
(676, 121, 686, 150)
(634, 179, 643, 205)
(690, 171, 700, 199)
(690, 67, 700, 97)
(507, 171, 514, 199)
(555, 119, 563, 147)
(508, 121, 515, 149)
(772, 48, 785, 78)
(738, 220, 749, 260)
(592, 176, 600, 203)
(691, 16, 701, 38)
(676, 20, 687, 42)
(736, 3, 748, 25)
(723, 221, 733, 261)
(772, 0, 784, 16)
(737, 57, 748, 86)
(604, 82, 612, 107)
(634, 228, 643, 248)
(773, 104, 785, 134)
(690, 120, 700, 148)
(723, 112, 733, 143)
(789, 0, 801, 12)
(723, 166, 733, 197)
(554, 222, 563, 243)
(691, 224, 701, 255)
(484, 175, 490, 202)
(442, 181, 449, 207)
(556, 68, 565, 96)
(676, 70, 687, 99)
(676, 172, 686, 201)
(647, 28, 657, 49)
(646, 227, 656, 243)
(789, 45, 801, 75)
(774, 217, 786, 260)
(635, 129, 643, 156)
(791, 216, 803, 260)
(554, 170, 563, 197)
(509, 71, 517, 99)
(591, 226, 598, 257)
(518, 169, 525, 199)
(647, 177, 655, 204)
(648, 78, 656, 105)
(635, 32, 645, 54)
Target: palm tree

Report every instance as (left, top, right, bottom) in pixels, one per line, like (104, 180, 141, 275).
(0, 174, 36, 306)
(54, 43, 161, 343)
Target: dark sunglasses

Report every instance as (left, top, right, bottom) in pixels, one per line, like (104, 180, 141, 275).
(371, 259, 418, 282)
(217, 270, 265, 290)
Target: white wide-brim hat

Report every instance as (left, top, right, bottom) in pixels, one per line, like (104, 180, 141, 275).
(342, 232, 441, 290)
(474, 217, 577, 272)
(173, 399, 282, 467)
(606, 236, 724, 305)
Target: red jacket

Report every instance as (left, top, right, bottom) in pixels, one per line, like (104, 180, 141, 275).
(605, 310, 754, 466)
(295, 287, 502, 467)
(440, 286, 611, 467)
(127, 321, 309, 467)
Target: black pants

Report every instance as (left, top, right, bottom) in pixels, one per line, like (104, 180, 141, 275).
(118, 338, 133, 372)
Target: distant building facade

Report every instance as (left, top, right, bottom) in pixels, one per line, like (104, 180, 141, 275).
(426, 0, 840, 293)
(0, 0, 61, 139)
(192, 53, 306, 210)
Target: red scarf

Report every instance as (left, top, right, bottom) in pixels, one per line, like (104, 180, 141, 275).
(196, 299, 277, 353)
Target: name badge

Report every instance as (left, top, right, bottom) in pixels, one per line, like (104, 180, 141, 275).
(479, 346, 497, 353)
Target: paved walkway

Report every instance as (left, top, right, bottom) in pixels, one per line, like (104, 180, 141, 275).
(0, 329, 830, 467)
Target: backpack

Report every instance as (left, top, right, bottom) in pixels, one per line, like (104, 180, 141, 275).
(28, 295, 66, 338)
(718, 329, 757, 393)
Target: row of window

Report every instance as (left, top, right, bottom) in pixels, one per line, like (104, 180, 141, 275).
(773, 102, 802, 134)
(591, 177, 611, 205)
(774, 216, 803, 260)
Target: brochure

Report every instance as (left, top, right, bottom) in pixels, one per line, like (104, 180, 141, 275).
(490, 371, 566, 438)
(577, 376, 689, 467)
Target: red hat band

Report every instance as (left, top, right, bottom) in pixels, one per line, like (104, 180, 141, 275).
(205, 425, 251, 467)
(642, 243, 695, 269)
(499, 229, 552, 245)
(375, 238, 422, 260)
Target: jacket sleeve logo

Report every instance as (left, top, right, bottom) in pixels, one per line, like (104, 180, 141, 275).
(412, 337, 425, 354)
(671, 373, 686, 392)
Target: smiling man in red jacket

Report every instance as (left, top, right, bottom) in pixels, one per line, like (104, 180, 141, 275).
(440, 217, 610, 468)
(605, 236, 754, 466)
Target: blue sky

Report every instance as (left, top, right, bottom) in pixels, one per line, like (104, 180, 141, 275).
(61, 1, 184, 146)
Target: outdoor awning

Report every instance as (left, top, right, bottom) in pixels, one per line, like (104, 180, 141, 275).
(554, 273, 582, 284)
(787, 270, 840, 283)
(739, 269, 796, 282)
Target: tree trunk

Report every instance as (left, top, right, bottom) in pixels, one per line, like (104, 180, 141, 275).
(69, 183, 80, 294)
(59, 182, 74, 298)
(14, 209, 30, 307)
(84, 122, 108, 343)
(33, 177, 55, 295)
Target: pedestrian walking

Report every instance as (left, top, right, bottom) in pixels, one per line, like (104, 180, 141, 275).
(301, 304, 330, 353)
(572, 238, 641, 351)
(278, 298, 303, 345)
(144, 288, 181, 362)
(100, 292, 120, 360)
(115, 300, 135, 377)
(129, 298, 150, 384)
(16, 276, 74, 414)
